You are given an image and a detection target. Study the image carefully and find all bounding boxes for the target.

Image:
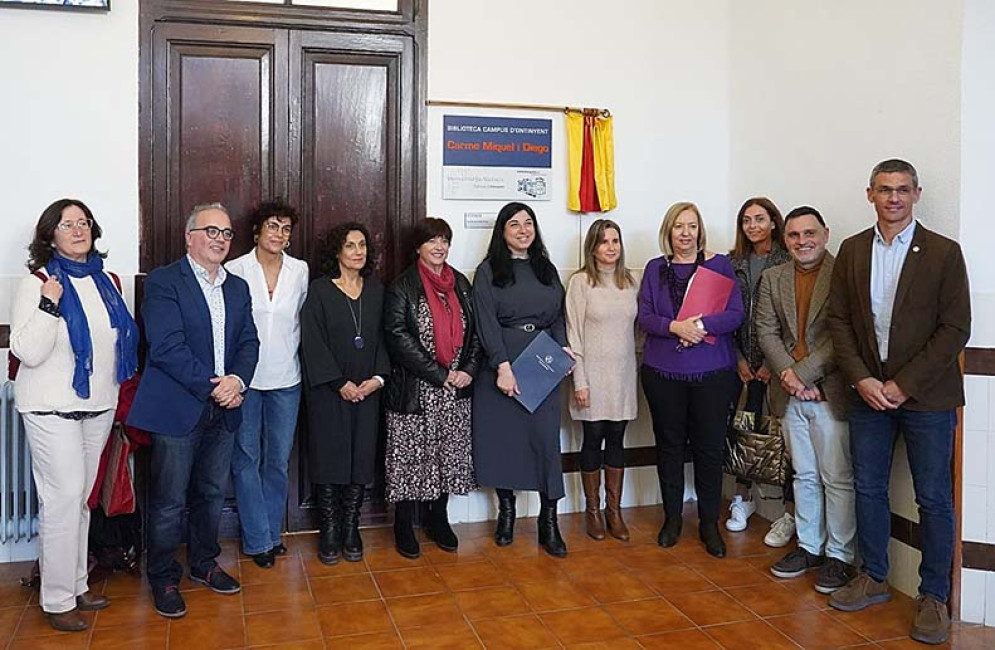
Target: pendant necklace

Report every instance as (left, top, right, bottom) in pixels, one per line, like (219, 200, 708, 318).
(345, 294, 364, 349)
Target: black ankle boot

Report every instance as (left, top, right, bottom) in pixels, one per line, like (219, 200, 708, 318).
(341, 483, 365, 562)
(393, 501, 420, 559)
(425, 493, 458, 552)
(315, 484, 342, 565)
(494, 489, 516, 546)
(657, 515, 683, 548)
(699, 523, 726, 558)
(537, 494, 567, 558)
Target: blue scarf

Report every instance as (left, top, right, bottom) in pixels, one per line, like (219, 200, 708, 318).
(46, 253, 139, 399)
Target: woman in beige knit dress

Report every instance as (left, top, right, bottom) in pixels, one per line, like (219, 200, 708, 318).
(566, 219, 639, 541)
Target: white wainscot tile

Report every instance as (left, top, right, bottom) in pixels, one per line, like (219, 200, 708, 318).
(986, 572, 995, 626)
(961, 568, 987, 624)
(964, 375, 990, 431)
(963, 428, 989, 488)
(964, 485, 988, 542)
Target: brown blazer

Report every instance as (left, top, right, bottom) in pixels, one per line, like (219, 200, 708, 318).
(827, 222, 971, 411)
(755, 254, 846, 420)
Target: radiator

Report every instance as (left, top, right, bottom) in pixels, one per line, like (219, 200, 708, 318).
(1, 381, 38, 543)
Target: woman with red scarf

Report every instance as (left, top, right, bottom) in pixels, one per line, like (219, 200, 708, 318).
(383, 218, 483, 559)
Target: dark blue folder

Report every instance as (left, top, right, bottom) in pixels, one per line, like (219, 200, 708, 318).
(511, 330, 574, 413)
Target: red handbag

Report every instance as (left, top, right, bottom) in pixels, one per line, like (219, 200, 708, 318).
(92, 423, 137, 516)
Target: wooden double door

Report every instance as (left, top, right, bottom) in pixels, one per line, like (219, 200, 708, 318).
(140, 4, 425, 532)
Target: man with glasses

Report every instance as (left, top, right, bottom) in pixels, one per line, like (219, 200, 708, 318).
(827, 160, 970, 644)
(129, 203, 259, 618)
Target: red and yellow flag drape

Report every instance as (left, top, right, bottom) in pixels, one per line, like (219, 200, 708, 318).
(567, 109, 616, 212)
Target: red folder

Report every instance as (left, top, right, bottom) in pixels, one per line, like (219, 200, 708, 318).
(675, 265, 735, 344)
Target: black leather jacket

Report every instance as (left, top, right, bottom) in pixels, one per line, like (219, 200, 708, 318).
(383, 264, 483, 414)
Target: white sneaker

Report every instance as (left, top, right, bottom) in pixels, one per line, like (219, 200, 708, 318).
(764, 512, 796, 547)
(725, 496, 756, 532)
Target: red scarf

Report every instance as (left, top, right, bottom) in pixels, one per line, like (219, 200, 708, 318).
(417, 260, 464, 367)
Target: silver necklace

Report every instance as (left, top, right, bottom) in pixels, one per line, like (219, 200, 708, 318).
(345, 294, 364, 349)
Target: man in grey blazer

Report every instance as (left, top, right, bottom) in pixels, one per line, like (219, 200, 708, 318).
(755, 206, 856, 595)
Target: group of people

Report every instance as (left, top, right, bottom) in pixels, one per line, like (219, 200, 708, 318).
(9, 158, 969, 645)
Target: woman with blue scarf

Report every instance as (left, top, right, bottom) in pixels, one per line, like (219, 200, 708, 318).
(10, 198, 139, 633)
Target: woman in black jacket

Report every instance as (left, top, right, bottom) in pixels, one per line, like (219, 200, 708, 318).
(383, 218, 483, 558)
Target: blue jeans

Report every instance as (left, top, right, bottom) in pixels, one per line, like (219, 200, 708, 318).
(848, 393, 956, 602)
(147, 403, 235, 588)
(231, 385, 301, 554)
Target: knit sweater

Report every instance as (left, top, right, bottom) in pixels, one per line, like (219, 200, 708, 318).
(565, 270, 639, 421)
(10, 273, 121, 413)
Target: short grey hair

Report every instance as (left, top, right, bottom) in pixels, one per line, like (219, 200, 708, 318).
(185, 202, 229, 231)
(869, 159, 919, 188)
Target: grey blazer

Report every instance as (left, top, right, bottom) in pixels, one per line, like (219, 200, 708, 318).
(755, 253, 846, 420)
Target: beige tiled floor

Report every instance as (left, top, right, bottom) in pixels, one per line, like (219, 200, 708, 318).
(1, 505, 992, 649)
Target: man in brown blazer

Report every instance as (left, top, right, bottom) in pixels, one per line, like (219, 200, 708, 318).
(827, 159, 971, 645)
(756, 206, 856, 596)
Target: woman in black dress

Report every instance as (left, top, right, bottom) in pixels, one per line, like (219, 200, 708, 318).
(300, 222, 389, 564)
(383, 218, 482, 559)
(473, 202, 573, 558)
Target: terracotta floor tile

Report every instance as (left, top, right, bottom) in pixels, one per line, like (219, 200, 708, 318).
(8, 634, 91, 650)
(423, 536, 489, 565)
(455, 585, 531, 620)
(827, 595, 918, 642)
(91, 595, 161, 629)
(666, 590, 757, 627)
(248, 639, 326, 650)
(877, 639, 939, 649)
(309, 573, 380, 605)
(779, 572, 836, 610)
(89, 620, 168, 649)
(14, 605, 95, 638)
(558, 552, 626, 580)
(398, 620, 483, 648)
(950, 625, 995, 649)
(373, 567, 446, 598)
(540, 606, 628, 645)
(665, 537, 723, 564)
(472, 614, 559, 649)
(690, 557, 775, 588)
(436, 561, 507, 591)
(365, 546, 430, 571)
(638, 565, 716, 596)
(565, 639, 644, 649)
(571, 572, 657, 604)
(0, 584, 32, 609)
(385, 592, 464, 629)
(101, 573, 149, 599)
(302, 553, 369, 578)
(316, 600, 393, 637)
(242, 580, 314, 614)
(323, 630, 404, 649)
(638, 628, 723, 649)
(516, 579, 596, 612)
(603, 597, 695, 635)
(493, 556, 568, 585)
(610, 544, 674, 573)
(245, 605, 322, 646)
(767, 610, 872, 648)
(361, 527, 397, 550)
(175, 588, 245, 620)
(239, 555, 307, 586)
(703, 619, 799, 649)
(168, 613, 245, 649)
(481, 538, 543, 560)
(0, 605, 25, 638)
(726, 580, 820, 617)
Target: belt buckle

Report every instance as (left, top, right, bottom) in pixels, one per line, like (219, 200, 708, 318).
(523, 323, 536, 333)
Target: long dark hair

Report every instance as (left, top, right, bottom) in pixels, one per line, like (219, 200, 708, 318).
(485, 202, 557, 287)
(730, 197, 785, 260)
(27, 198, 106, 272)
(322, 221, 376, 279)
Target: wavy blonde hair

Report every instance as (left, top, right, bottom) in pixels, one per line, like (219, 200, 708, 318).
(658, 201, 706, 257)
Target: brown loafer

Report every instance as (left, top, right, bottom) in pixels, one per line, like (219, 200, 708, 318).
(47, 608, 88, 632)
(911, 594, 950, 645)
(829, 572, 891, 612)
(76, 590, 110, 611)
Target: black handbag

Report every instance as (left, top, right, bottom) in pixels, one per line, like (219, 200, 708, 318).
(724, 386, 790, 486)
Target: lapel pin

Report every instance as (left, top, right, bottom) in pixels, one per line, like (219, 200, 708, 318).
(912, 245, 920, 253)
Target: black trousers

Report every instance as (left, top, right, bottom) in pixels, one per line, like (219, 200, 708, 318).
(641, 366, 737, 526)
(579, 421, 628, 472)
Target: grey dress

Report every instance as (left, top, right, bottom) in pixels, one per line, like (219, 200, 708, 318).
(472, 259, 567, 499)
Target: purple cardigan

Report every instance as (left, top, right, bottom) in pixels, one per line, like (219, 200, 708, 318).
(638, 254, 745, 380)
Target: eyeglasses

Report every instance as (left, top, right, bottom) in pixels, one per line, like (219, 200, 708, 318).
(189, 226, 235, 241)
(263, 221, 293, 237)
(56, 219, 93, 232)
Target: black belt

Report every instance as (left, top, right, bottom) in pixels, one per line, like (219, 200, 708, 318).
(504, 323, 542, 332)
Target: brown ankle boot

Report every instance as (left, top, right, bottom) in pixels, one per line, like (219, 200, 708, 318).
(47, 608, 88, 632)
(581, 470, 606, 540)
(604, 466, 630, 541)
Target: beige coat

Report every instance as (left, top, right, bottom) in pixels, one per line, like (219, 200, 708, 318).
(755, 253, 846, 420)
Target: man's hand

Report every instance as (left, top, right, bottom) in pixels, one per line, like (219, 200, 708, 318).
(574, 388, 590, 408)
(339, 381, 363, 403)
(211, 375, 243, 407)
(796, 386, 821, 401)
(755, 365, 772, 383)
(855, 377, 895, 411)
(882, 380, 909, 408)
(779, 368, 807, 396)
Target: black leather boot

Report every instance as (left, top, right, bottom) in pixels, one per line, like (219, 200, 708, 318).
(315, 484, 342, 565)
(699, 522, 727, 558)
(393, 501, 420, 559)
(494, 489, 516, 546)
(341, 483, 365, 562)
(657, 515, 683, 548)
(537, 494, 567, 558)
(425, 493, 458, 552)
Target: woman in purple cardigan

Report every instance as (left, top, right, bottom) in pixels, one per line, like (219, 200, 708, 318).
(638, 201, 744, 558)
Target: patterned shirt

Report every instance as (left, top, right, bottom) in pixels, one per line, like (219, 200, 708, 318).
(870, 220, 916, 364)
(187, 254, 227, 377)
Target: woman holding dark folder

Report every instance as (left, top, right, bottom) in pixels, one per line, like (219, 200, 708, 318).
(473, 202, 573, 558)
(638, 201, 744, 558)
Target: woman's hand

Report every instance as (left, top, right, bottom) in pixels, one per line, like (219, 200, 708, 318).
(562, 347, 577, 374)
(447, 370, 473, 389)
(736, 359, 754, 383)
(669, 313, 706, 346)
(574, 388, 590, 408)
(496, 362, 519, 397)
(41, 275, 63, 303)
(356, 378, 382, 398)
(339, 381, 363, 402)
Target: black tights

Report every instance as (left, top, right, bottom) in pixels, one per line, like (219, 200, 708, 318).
(496, 488, 558, 508)
(579, 420, 627, 472)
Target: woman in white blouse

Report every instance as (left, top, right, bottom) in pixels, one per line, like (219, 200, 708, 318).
(226, 199, 309, 568)
(10, 199, 138, 632)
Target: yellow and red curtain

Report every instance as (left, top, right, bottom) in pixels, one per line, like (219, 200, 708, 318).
(567, 109, 616, 212)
